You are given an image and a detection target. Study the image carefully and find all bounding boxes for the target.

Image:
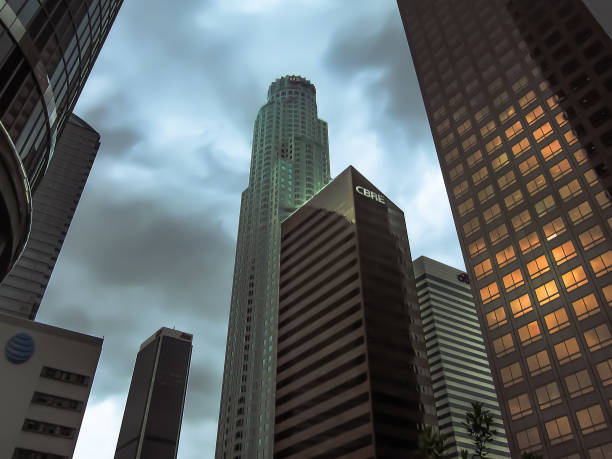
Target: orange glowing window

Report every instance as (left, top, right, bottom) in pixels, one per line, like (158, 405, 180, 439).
(503, 269, 525, 291)
(477, 184, 495, 204)
(558, 179, 582, 201)
(511, 137, 531, 158)
(492, 152, 509, 171)
(519, 90, 537, 108)
(595, 191, 611, 210)
(518, 155, 539, 176)
(526, 255, 550, 279)
(540, 139, 562, 161)
(457, 119, 472, 136)
(562, 266, 588, 292)
(512, 76, 529, 93)
(576, 405, 607, 435)
(480, 281, 500, 304)
(572, 293, 600, 321)
(525, 105, 545, 125)
(516, 426, 541, 452)
(462, 134, 478, 151)
(457, 198, 474, 217)
(543, 217, 566, 241)
(504, 189, 524, 210)
(546, 94, 560, 109)
(535, 280, 560, 305)
(534, 195, 556, 217)
(501, 362, 523, 388)
(554, 337, 581, 365)
(585, 169, 599, 188)
(463, 217, 480, 237)
(551, 240, 577, 265)
(564, 129, 578, 145)
(449, 163, 464, 181)
(526, 174, 547, 196)
(498, 170, 516, 190)
(589, 250, 612, 277)
(544, 308, 570, 334)
(474, 258, 494, 280)
(536, 381, 562, 410)
(518, 321, 542, 346)
(480, 120, 496, 137)
(527, 350, 552, 376)
(574, 147, 588, 165)
(568, 201, 593, 225)
(508, 393, 532, 420)
(533, 122, 553, 143)
(505, 120, 524, 140)
(584, 324, 612, 352)
(565, 369, 594, 398)
(486, 306, 507, 330)
(453, 180, 468, 198)
(475, 106, 490, 122)
(579, 225, 605, 250)
(496, 245, 516, 268)
(485, 135, 502, 154)
(510, 293, 533, 318)
(555, 112, 568, 127)
(511, 210, 531, 232)
(466, 149, 483, 168)
(602, 284, 612, 306)
(472, 166, 489, 185)
(519, 232, 541, 254)
(489, 224, 509, 245)
(549, 159, 572, 181)
(595, 359, 612, 386)
(468, 238, 487, 258)
(483, 203, 502, 224)
(545, 416, 573, 446)
(499, 105, 516, 123)
(493, 333, 515, 357)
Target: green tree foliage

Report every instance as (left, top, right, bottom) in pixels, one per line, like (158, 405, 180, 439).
(520, 453, 543, 459)
(462, 401, 497, 458)
(416, 425, 453, 459)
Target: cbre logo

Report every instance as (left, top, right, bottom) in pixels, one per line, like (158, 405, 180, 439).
(356, 186, 385, 204)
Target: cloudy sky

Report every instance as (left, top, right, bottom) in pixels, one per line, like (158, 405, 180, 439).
(35, 1, 612, 458)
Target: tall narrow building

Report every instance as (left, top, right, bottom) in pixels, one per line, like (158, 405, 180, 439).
(413, 256, 510, 458)
(0, 114, 100, 319)
(398, 0, 612, 456)
(216, 75, 330, 459)
(275, 166, 435, 458)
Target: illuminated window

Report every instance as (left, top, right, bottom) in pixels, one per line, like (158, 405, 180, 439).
(519, 232, 541, 254)
(436, 119, 451, 133)
(554, 337, 581, 365)
(510, 293, 533, 318)
(543, 217, 566, 241)
(596, 359, 612, 386)
(463, 217, 480, 237)
(486, 306, 507, 330)
(588, 443, 612, 459)
(551, 240, 577, 265)
(602, 284, 612, 306)
(544, 308, 570, 334)
(499, 105, 516, 123)
(568, 201, 593, 225)
(518, 321, 542, 345)
(501, 362, 523, 387)
(493, 333, 515, 357)
(472, 166, 489, 185)
(453, 180, 469, 198)
(496, 245, 516, 268)
(444, 148, 460, 165)
(574, 147, 588, 165)
(562, 266, 588, 292)
(595, 190, 611, 209)
(540, 139, 562, 161)
(505, 120, 523, 140)
(492, 152, 509, 171)
(512, 137, 531, 158)
(449, 163, 464, 181)
(485, 135, 502, 154)
(545, 416, 573, 445)
(558, 179, 582, 201)
(468, 238, 487, 257)
(504, 189, 524, 210)
(441, 133, 455, 148)
(535, 280, 560, 305)
(572, 294, 600, 321)
(457, 119, 472, 136)
(503, 269, 525, 291)
(526, 255, 550, 279)
(475, 106, 490, 122)
(549, 159, 573, 181)
(480, 120, 496, 137)
(516, 426, 541, 453)
(525, 105, 545, 125)
(467, 149, 483, 168)
(483, 203, 502, 224)
(576, 404, 607, 435)
(526, 174, 547, 196)
(533, 122, 553, 143)
(498, 170, 516, 190)
(489, 224, 509, 245)
(480, 281, 500, 304)
(458, 198, 474, 217)
(519, 90, 536, 108)
(462, 134, 477, 151)
(590, 250, 612, 277)
(546, 94, 560, 109)
(519, 155, 539, 176)
(565, 369, 594, 398)
(511, 210, 532, 231)
(534, 195, 556, 217)
(584, 324, 612, 352)
(564, 129, 578, 145)
(555, 112, 568, 127)
(474, 258, 493, 280)
(477, 184, 495, 204)
(579, 225, 605, 250)
(527, 349, 552, 376)
(536, 381, 562, 410)
(584, 168, 599, 187)
(508, 393, 532, 420)
(512, 76, 528, 93)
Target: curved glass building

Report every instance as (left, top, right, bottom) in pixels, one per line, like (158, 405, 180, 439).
(0, 0, 123, 281)
(216, 75, 330, 459)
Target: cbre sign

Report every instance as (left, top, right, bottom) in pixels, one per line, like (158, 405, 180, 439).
(356, 186, 385, 204)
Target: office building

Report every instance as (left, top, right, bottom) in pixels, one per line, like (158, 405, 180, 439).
(398, 0, 612, 456)
(0, 114, 100, 319)
(0, 0, 123, 281)
(0, 313, 102, 459)
(215, 75, 330, 458)
(413, 256, 510, 457)
(115, 327, 193, 459)
(274, 166, 435, 458)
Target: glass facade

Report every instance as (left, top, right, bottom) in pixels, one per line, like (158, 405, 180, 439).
(215, 75, 330, 459)
(398, 0, 612, 456)
(0, 0, 123, 281)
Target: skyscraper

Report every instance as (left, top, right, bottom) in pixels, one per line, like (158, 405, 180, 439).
(115, 327, 193, 459)
(413, 256, 510, 458)
(0, 114, 100, 319)
(0, 0, 123, 281)
(398, 0, 612, 456)
(216, 76, 330, 458)
(274, 166, 435, 458)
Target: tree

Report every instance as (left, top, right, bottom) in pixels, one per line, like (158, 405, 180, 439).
(416, 425, 453, 459)
(462, 401, 497, 458)
(521, 453, 543, 459)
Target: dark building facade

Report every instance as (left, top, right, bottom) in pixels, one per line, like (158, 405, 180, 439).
(274, 166, 435, 458)
(0, 114, 99, 319)
(0, 0, 123, 281)
(115, 328, 192, 459)
(398, 0, 612, 457)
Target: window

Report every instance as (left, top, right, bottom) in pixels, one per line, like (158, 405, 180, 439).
(576, 404, 607, 435)
(40, 367, 90, 386)
(478, 184, 495, 204)
(22, 418, 76, 439)
(472, 166, 489, 185)
(503, 269, 525, 291)
(469, 238, 487, 257)
(584, 324, 612, 352)
(519, 155, 539, 176)
(518, 321, 542, 345)
(486, 306, 507, 330)
(558, 179, 582, 201)
(595, 190, 611, 209)
(554, 337, 581, 365)
(511, 210, 532, 231)
(535, 280, 560, 305)
(526, 174, 547, 196)
(462, 134, 478, 151)
(545, 416, 573, 445)
(453, 106, 467, 121)
(475, 106, 490, 122)
(493, 91, 510, 107)
(519, 90, 537, 108)
(564, 129, 579, 145)
(541, 139, 562, 161)
(562, 266, 589, 292)
(527, 349, 552, 376)
(498, 170, 516, 190)
(480, 281, 500, 304)
(457, 119, 472, 136)
(590, 250, 612, 277)
(584, 168, 599, 187)
(596, 359, 612, 386)
(550, 159, 573, 181)
(453, 180, 469, 198)
(467, 149, 483, 168)
(551, 240, 577, 265)
(536, 381, 562, 410)
(501, 361, 524, 387)
(504, 189, 524, 211)
(547, 94, 560, 109)
(463, 217, 480, 237)
(572, 293, 600, 320)
(492, 152, 509, 171)
(525, 105, 545, 125)
(565, 369, 594, 398)
(480, 120, 496, 137)
(588, 443, 612, 459)
(499, 105, 516, 123)
(445, 148, 460, 165)
(483, 204, 502, 224)
(496, 245, 516, 268)
(543, 217, 566, 240)
(505, 120, 524, 140)
(516, 426, 541, 453)
(510, 293, 533, 318)
(519, 232, 541, 254)
(436, 119, 451, 133)
(555, 111, 568, 127)
(527, 255, 550, 279)
(533, 122, 554, 142)
(545, 307, 570, 334)
(458, 198, 475, 217)
(603, 284, 612, 306)
(485, 135, 502, 154)
(489, 224, 509, 245)
(449, 163, 464, 181)
(474, 258, 494, 280)
(512, 137, 531, 158)
(579, 225, 605, 250)
(508, 393, 533, 420)
(512, 76, 529, 92)
(535, 195, 556, 217)
(31, 392, 84, 412)
(574, 147, 588, 165)
(493, 333, 515, 357)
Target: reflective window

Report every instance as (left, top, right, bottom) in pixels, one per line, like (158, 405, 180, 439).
(483, 203, 502, 224)
(493, 333, 515, 357)
(572, 293, 600, 320)
(526, 174, 547, 196)
(486, 306, 507, 330)
(558, 179, 582, 201)
(550, 159, 573, 181)
(472, 166, 489, 185)
(457, 119, 472, 136)
(518, 321, 542, 345)
(505, 120, 524, 140)
(584, 324, 612, 352)
(516, 426, 541, 453)
(519, 232, 541, 254)
(533, 122, 554, 143)
(445, 148, 460, 165)
(480, 281, 500, 304)
(564, 129, 579, 145)
(595, 358, 612, 386)
(536, 381, 562, 410)
(498, 170, 517, 190)
(480, 120, 496, 137)
(544, 307, 570, 334)
(503, 269, 525, 291)
(519, 155, 539, 176)
(504, 189, 524, 211)
(492, 152, 509, 171)
(565, 369, 594, 398)
(595, 190, 611, 209)
(562, 266, 589, 292)
(602, 284, 612, 306)
(485, 136, 502, 154)
(463, 217, 480, 237)
(508, 393, 533, 420)
(510, 293, 533, 318)
(475, 106, 490, 122)
(453, 180, 469, 198)
(545, 416, 573, 445)
(527, 349, 552, 376)
(501, 361, 523, 387)
(474, 258, 494, 280)
(436, 118, 451, 133)
(478, 184, 495, 204)
(543, 217, 566, 241)
(525, 105, 545, 125)
(589, 250, 612, 277)
(576, 404, 607, 435)
(449, 163, 464, 181)
(496, 245, 516, 268)
(526, 255, 550, 279)
(499, 105, 516, 123)
(467, 149, 483, 168)
(579, 225, 605, 250)
(511, 210, 532, 231)
(519, 90, 537, 108)
(458, 198, 475, 217)
(489, 223, 509, 245)
(468, 238, 487, 257)
(512, 137, 531, 158)
(554, 337, 581, 365)
(462, 134, 478, 151)
(541, 139, 562, 161)
(535, 280, 560, 305)
(574, 148, 588, 165)
(535, 194, 556, 217)
(555, 112, 568, 127)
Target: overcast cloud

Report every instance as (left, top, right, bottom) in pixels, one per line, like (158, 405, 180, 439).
(34, 1, 612, 458)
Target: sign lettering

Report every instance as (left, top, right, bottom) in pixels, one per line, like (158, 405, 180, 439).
(356, 186, 385, 204)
